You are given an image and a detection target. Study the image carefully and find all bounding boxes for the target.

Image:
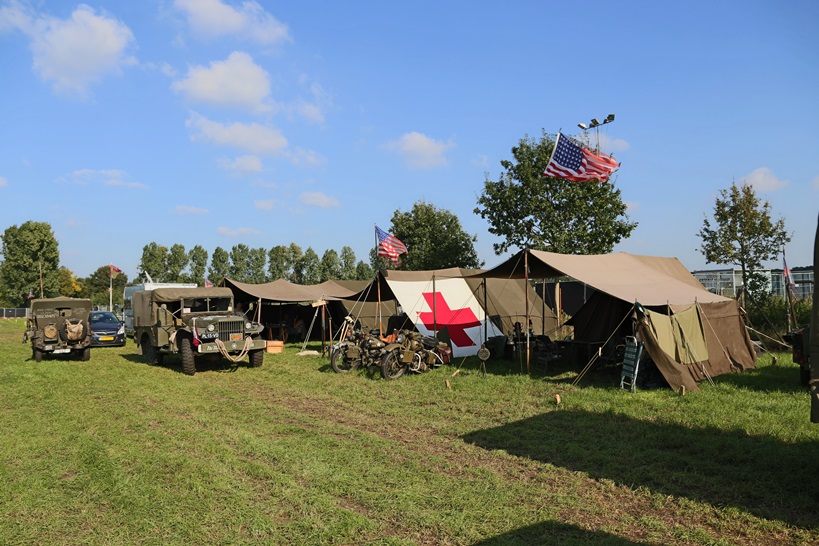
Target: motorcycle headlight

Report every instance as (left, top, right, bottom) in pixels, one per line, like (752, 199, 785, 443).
(397, 333, 405, 343)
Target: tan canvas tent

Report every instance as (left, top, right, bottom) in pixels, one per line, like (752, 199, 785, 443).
(477, 249, 756, 391)
(343, 268, 558, 358)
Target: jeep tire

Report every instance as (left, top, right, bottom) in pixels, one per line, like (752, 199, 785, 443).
(33, 347, 43, 363)
(178, 334, 196, 376)
(248, 349, 264, 368)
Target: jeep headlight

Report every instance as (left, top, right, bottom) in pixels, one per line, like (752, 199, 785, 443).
(246, 322, 252, 330)
(207, 324, 215, 332)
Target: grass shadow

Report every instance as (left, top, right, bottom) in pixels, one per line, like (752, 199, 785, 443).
(463, 409, 819, 529)
(472, 520, 658, 546)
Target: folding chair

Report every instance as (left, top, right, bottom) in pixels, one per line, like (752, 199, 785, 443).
(620, 335, 643, 392)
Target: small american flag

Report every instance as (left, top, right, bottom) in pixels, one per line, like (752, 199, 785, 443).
(542, 132, 620, 183)
(376, 226, 408, 265)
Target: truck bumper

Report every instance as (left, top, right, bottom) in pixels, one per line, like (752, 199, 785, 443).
(197, 337, 267, 354)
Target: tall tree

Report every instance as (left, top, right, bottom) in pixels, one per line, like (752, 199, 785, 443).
(81, 265, 129, 309)
(288, 243, 304, 283)
(167, 244, 189, 282)
(187, 245, 208, 285)
(340, 246, 357, 280)
(247, 247, 268, 284)
(57, 266, 83, 298)
(296, 247, 320, 284)
(698, 181, 791, 299)
(267, 245, 290, 280)
(319, 249, 342, 282)
(138, 242, 169, 282)
(475, 131, 636, 255)
(0, 221, 60, 306)
(391, 200, 482, 270)
(229, 244, 251, 282)
(208, 246, 229, 286)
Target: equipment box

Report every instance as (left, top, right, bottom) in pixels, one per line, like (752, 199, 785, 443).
(266, 340, 284, 354)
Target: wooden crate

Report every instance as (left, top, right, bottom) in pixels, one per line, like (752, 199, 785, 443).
(266, 340, 284, 354)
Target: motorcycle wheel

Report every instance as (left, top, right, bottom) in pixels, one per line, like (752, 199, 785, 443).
(331, 348, 359, 373)
(381, 349, 406, 381)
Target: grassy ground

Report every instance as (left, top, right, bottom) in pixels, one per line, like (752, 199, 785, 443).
(0, 318, 817, 545)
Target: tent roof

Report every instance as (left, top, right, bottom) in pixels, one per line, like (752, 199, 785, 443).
(479, 249, 728, 306)
(221, 278, 358, 303)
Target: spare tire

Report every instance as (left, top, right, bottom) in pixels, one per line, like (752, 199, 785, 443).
(59, 318, 88, 342)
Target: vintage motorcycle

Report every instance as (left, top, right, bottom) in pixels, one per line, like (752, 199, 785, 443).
(330, 316, 387, 373)
(380, 329, 450, 380)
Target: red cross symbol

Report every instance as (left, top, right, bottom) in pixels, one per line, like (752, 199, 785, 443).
(418, 292, 481, 347)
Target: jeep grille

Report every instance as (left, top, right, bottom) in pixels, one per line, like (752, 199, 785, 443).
(218, 318, 245, 342)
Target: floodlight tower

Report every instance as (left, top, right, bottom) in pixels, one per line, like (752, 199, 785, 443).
(577, 113, 615, 153)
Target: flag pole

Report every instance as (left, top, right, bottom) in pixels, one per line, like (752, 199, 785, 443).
(375, 225, 383, 336)
(109, 264, 113, 311)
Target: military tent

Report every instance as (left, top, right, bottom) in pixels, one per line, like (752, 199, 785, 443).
(477, 249, 756, 392)
(343, 268, 558, 358)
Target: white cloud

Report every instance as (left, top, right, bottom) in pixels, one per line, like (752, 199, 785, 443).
(385, 132, 455, 169)
(285, 147, 325, 167)
(174, 0, 290, 44)
(254, 199, 276, 210)
(61, 168, 147, 188)
(218, 226, 261, 237)
(186, 112, 288, 155)
(175, 205, 208, 214)
(625, 200, 640, 213)
(172, 51, 272, 113)
(0, 176, 7, 188)
(300, 191, 340, 208)
(218, 154, 263, 174)
(0, 3, 136, 97)
(745, 167, 788, 191)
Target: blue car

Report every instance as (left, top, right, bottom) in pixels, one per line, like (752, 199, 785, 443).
(88, 311, 126, 347)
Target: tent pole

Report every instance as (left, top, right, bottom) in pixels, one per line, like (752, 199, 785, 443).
(810, 212, 819, 423)
(483, 278, 488, 343)
(377, 271, 383, 337)
(525, 250, 530, 374)
(433, 272, 437, 337)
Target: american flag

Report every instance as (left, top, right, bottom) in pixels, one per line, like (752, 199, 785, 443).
(376, 226, 408, 265)
(542, 132, 620, 183)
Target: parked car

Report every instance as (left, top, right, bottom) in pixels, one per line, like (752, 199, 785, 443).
(88, 311, 126, 347)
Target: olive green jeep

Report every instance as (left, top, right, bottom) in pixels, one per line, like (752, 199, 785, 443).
(132, 287, 266, 375)
(24, 297, 93, 362)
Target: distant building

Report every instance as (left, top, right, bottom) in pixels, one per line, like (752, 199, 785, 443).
(692, 267, 814, 300)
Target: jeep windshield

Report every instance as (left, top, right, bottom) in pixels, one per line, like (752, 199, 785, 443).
(183, 297, 232, 313)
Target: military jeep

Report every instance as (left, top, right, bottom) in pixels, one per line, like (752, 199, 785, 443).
(132, 287, 266, 375)
(24, 297, 93, 362)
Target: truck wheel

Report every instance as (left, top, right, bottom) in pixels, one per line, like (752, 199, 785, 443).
(178, 335, 196, 376)
(140, 335, 157, 365)
(248, 349, 264, 368)
(81, 347, 91, 362)
(33, 347, 43, 362)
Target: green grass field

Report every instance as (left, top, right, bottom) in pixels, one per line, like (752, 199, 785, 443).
(0, 318, 817, 545)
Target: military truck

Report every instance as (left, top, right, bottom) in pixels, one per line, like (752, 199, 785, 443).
(132, 287, 266, 375)
(24, 297, 93, 362)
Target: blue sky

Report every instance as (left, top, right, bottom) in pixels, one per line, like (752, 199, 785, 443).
(1, 0, 817, 280)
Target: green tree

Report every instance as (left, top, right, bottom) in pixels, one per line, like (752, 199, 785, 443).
(391, 200, 482, 270)
(296, 247, 320, 284)
(167, 244, 189, 282)
(0, 221, 60, 306)
(229, 244, 251, 282)
(138, 242, 169, 282)
(187, 245, 208, 285)
(474, 131, 636, 255)
(247, 247, 268, 284)
(81, 265, 129, 309)
(267, 245, 290, 280)
(208, 246, 229, 286)
(289, 243, 304, 283)
(57, 266, 83, 298)
(340, 246, 357, 280)
(319, 249, 341, 281)
(698, 181, 791, 301)
(355, 260, 374, 280)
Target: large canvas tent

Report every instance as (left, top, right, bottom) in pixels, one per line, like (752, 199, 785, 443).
(477, 250, 756, 392)
(344, 268, 558, 358)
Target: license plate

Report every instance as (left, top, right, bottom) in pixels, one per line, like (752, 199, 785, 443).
(53, 348, 71, 354)
(229, 333, 243, 341)
(99, 336, 114, 341)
